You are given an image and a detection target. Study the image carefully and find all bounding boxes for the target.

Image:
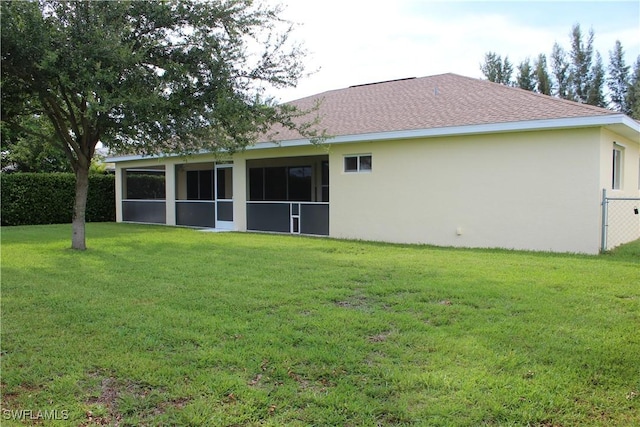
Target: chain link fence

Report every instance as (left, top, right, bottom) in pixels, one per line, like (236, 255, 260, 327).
(601, 189, 640, 252)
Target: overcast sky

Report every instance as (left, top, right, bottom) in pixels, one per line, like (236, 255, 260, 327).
(263, 0, 640, 102)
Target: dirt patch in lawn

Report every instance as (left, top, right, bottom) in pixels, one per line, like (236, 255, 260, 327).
(80, 371, 189, 426)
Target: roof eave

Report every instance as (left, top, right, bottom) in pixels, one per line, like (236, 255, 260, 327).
(254, 114, 639, 149)
(107, 114, 639, 163)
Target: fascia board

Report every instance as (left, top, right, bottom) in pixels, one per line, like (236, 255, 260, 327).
(252, 115, 637, 149)
(107, 114, 638, 162)
(106, 153, 152, 162)
(106, 149, 211, 163)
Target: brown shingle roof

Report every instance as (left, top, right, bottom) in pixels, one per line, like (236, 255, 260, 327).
(267, 73, 617, 142)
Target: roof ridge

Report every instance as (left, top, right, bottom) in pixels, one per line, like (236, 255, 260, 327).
(349, 77, 416, 88)
(273, 72, 630, 143)
(288, 73, 616, 117)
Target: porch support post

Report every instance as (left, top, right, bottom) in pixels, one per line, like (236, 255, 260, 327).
(165, 163, 177, 226)
(114, 164, 124, 222)
(233, 156, 247, 231)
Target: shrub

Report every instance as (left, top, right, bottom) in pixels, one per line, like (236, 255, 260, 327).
(0, 173, 115, 226)
(86, 174, 117, 222)
(124, 173, 165, 199)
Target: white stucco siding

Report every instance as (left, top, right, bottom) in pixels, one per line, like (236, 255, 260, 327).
(599, 128, 640, 195)
(110, 124, 636, 254)
(329, 128, 603, 253)
(598, 129, 640, 249)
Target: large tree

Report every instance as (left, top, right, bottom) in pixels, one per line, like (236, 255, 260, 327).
(586, 52, 606, 108)
(480, 52, 513, 85)
(607, 40, 630, 113)
(480, 24, 637, 111)
(568, 24, 595, 103)
(533, 54, 552, 95)
(627, 57, 640, 120)
(551, 43, 570, 99)
(1, 0, 318, 250)
(515, 58, 535, 91)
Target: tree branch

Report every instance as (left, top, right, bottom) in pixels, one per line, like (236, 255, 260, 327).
(40, 95, 82, 171)
(57, 81, 82, 138)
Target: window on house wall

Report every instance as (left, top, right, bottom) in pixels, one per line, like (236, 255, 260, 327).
(186, 170, 214, 200)
(344, 154, 372, 172)
(612, 145, 623, 190)
(249, 166, 312, 201)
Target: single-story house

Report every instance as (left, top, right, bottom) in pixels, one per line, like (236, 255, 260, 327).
(108, 73, 640, 254)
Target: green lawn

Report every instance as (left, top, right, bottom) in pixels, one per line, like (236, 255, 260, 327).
(1, 223, 639, 426)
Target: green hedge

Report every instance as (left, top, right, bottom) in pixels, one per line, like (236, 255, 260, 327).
(125, 173, 166, 199)
(1, 173, 115, 226)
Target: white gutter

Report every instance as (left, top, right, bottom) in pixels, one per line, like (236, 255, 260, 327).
(256, 114, 639, 149)
(107, 114, 639, 163)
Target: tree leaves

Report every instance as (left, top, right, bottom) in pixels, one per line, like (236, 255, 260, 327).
(608, 41, 631, 113)
(479, 52, 513, 85)
(480, 23, 640, 114)
(2, 0, 316, 159)
(1, 0, 319, 249)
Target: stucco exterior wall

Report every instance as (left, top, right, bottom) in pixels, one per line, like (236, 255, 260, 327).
(598, 129, 640, 249)
(112, 124, 637, 254)
(598, 128, 640, 195)
(328, 128, 604, 253)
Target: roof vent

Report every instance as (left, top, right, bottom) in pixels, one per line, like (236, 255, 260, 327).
(349, 77, 416, 88)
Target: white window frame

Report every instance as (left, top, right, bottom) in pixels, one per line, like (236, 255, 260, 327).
(344, 154, 372, 173)
(612, 143, 624, 190)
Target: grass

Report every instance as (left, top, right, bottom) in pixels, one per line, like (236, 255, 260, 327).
(1, 223, 639, 426)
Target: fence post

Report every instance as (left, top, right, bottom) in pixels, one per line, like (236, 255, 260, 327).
(600, 188, 608, 253)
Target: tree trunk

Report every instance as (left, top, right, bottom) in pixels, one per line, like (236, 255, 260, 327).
(71, 164, 90, 250)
